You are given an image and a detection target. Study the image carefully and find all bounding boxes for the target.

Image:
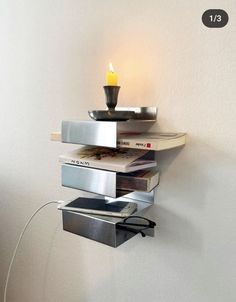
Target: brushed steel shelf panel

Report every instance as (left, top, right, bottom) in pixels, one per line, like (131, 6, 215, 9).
(62, 164, 117, 198)
(61, 107, 157, 147)
(116, 106, 157, 121)
(62, 199, 154, 247)
(61, 120, 117, 148)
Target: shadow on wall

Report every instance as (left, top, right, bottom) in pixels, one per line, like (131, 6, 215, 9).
(150, 133, 236, 256)
(151, 204, 203, 254)
(151, 145, 204, 254)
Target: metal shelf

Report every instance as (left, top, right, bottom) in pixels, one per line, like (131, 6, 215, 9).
(62, 193, 155, 247)
(55, 107, 162, 247)
(61, 107, 157, 148)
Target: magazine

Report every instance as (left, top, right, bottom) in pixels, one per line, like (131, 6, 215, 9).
(59, 146, 157, 173)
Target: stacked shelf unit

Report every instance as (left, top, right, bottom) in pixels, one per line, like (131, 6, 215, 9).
(54, 107, 186, 247)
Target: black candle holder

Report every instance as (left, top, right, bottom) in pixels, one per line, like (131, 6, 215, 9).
(88, 85, 135, 121)
(103, 86, 120, 111)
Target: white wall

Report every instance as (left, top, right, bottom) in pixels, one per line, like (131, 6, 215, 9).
(1, 0, 236, 301)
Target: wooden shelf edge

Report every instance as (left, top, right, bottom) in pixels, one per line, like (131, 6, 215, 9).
(51, 132, 61, 141)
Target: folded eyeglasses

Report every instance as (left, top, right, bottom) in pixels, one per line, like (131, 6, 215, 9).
(117, 216, 156, 237)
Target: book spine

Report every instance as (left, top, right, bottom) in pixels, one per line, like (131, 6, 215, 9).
(59, 157, 101, 170)
(118, 136, 186, 151)
(117, 139, 155, 150)
(59, 157, 125, 173)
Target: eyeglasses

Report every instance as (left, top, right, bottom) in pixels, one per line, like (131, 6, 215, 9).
(117, 216, 156, 237)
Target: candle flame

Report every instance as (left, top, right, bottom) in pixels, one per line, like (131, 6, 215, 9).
(109, 62, 114, 72)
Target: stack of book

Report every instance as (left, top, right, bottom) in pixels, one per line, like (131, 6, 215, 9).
(59, 146, 159, 192)
(59, 132, 185, 192)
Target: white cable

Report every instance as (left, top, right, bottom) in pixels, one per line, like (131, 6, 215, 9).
(3, 200, 64, 302)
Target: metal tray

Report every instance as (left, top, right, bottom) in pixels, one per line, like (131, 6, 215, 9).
(88, 110, 135, 121)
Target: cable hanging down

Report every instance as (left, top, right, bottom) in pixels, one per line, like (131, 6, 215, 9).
(3, 200, 64, 302)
